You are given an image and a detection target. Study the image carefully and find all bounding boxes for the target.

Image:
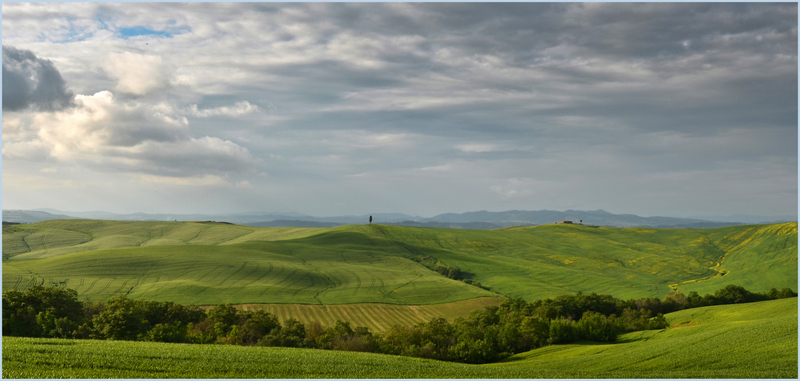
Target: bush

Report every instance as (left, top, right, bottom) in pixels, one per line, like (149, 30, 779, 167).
(450, 338, 495, 364)
(548, 318, 577, 344)
(208, 304, 239, 328)
(36, 311, 78, 338)
(187, 319, 217, 344)
(575, 311, 619, 342)
(260, 318, 306, 347)
(519, 315, 549, 349)
(143, 322, 188, 343)
(91, 295, 150, 341)
(239, 311, 280, 345)
(333, 327, 381, 353)
(714, 285, 768, 304)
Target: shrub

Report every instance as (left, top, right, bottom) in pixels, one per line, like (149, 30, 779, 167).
(239, 311, 280, 345)
(91, 295, 149, 341)
(714, 285, 768, 304)
(143, 322, 188, 343)
(576, 311, 619, 342)
(548, 318, 577, 344)
(187, 319, 217, 344)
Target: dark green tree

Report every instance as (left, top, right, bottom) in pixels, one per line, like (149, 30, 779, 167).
(91, 295, 149, 340)
(260, 318, 306, 347)
(239, 311, 280, 345)
(2, 286, 84, 338)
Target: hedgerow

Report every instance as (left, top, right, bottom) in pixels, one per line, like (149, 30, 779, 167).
(2, 284, 795, 364)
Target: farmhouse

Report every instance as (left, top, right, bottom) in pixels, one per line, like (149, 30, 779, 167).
(561, 220, 573, 224)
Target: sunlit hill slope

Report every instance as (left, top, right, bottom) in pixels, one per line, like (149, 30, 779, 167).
(3, 220, 796, 306)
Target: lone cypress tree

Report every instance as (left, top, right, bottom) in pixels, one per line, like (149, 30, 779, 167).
(369, 215, 372, 224)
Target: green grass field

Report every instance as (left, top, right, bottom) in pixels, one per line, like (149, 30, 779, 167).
(5, 220, 795, 304)
(494, 297, 798, 378)
(3, 221, 497, 306)
(4, 298, 796, 378)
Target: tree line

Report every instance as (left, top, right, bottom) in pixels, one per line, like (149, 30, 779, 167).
(411, 255, 489, 290)
(3, 284, 795, 364)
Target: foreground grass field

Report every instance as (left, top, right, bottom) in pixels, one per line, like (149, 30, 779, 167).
(494, 297, 798, 378)
(3, 220, 796, 306)
(4, 298, 796, 378)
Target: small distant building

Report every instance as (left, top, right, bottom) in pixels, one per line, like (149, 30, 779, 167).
(561, 220, 573, 224)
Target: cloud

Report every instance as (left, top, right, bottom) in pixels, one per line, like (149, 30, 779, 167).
(2, 45, 74, 111)
(419, 164, 452, 172)
(187, 101, 260, 118)
(104, 52, 171, 95)
(491, 178, 534, 201)
(136, 174, 230, 187)
(2, 172, 88, 191)
(456, 144, 501, 153)
(2, 140, 52, 161)
(1, 3, 795, 217)
(6, 90, 261, 178)
(118, 136, 260, 176)
(235, 180, 253, 189)
(133, 174, 254, 189)
(33, 91, 188, 158)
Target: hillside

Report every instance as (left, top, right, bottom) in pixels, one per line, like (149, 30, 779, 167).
(3, 220, 796, 307)
(2, 220, 496, 306)
(492, 297, 798, 378)
(4, 298, 796, 378)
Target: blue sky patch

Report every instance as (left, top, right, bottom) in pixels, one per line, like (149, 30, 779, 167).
(118, 26, 173, 39)
(117, 24, 190, 39)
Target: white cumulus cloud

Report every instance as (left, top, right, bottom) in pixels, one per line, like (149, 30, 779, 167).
(104, 52, 171, 95)
(4, 90, 261, 178)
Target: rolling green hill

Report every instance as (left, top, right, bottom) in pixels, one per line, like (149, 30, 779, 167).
(493, 297, 798, 378)
(2, 221, 495, 306)
(4, 298, 796, 378)
(3, 220, 796, 308)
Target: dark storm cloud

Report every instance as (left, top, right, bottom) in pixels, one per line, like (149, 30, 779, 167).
(2, 45, 74, 111)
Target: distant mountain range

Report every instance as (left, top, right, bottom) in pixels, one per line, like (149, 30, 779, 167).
(3, 208, 795, 229)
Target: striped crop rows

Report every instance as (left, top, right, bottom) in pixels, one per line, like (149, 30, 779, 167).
(237, 297, 504, 332)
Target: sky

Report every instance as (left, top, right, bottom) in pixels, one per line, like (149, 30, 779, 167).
(1, 3, 797, 218)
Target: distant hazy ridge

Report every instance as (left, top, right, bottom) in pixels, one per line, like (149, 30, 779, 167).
(4, 208, 795, 228)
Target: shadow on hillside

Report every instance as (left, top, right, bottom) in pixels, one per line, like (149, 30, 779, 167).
(614, 329, 663, 344)
(494, 341, 613, 364)
(460, 270, 478, 279)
